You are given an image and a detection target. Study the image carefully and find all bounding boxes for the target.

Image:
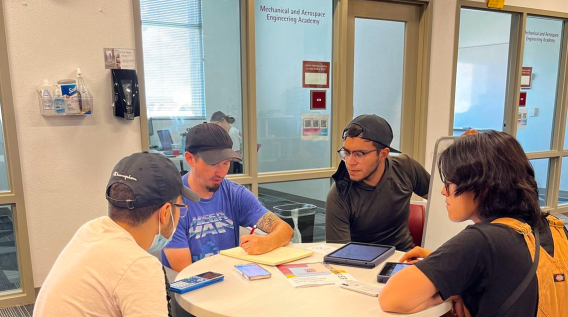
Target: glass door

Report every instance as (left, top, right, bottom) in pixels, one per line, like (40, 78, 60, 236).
(347, 0, 422, 156)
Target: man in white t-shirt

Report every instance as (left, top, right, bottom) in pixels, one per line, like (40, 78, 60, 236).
(33, 152, 199, 317)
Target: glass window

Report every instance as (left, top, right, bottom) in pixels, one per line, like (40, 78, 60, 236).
(258, 179, 331, 243)
(530, 158, 549, 207)
(0, 206, 19, 293)
(559, 157, 568, 205)
(255, 0, 334, 173)
(142, 0, 245, 175)
(141, 0, 205, 119)
(453, 9, 512, 135)
(352, 19, 404, 150)
(516, 16, 563, 152)
(0, 106, 8, 192)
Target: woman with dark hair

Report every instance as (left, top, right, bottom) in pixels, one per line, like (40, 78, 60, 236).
(379, 130, 568, 317)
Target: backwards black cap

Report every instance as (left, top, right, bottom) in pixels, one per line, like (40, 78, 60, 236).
(343, 114, 401, 153)
(106, 152, 199, 209)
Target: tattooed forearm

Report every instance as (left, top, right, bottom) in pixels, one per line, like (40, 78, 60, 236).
(256, 211, 279, 233)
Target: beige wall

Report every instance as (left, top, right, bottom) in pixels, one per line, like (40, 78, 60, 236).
(2, 0, 568, 287)
(2, 1, 142, 287)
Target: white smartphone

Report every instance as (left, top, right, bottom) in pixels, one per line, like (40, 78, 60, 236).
(340, 281, 381, 297)
(234, 263, 271, 280)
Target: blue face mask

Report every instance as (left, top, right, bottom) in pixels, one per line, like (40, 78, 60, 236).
(148, 209, 176, 254)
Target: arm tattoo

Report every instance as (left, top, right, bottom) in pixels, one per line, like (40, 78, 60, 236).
(256, 212, 280, 233)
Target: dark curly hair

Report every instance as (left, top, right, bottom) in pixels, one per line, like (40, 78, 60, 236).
(438, 130, 543, 226)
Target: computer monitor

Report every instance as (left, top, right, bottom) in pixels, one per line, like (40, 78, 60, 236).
(157, 130, 173, 151)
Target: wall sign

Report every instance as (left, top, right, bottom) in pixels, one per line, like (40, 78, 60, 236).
(519, 91, 527, 107)
(518, 108, 528, 129)
(521, 66, 532, 89)
(303, 61, 330, 88)
(104, 48, 136, 70)
(310, 90, 326, 110)
(487, 0, 505, 10)
(301, 114, 329, 141)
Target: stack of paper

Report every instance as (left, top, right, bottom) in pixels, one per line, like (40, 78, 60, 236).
(276, 262, 356, 288)
(220, 246, 314, 266)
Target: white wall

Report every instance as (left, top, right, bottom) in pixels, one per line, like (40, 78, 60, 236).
(2, 0, 568, 288)
(2, 1, 142, 287)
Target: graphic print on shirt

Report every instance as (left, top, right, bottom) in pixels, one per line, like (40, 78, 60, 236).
(188, 211, 234, 239)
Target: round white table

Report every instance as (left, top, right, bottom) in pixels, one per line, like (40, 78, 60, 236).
(175, 243, 452, 317)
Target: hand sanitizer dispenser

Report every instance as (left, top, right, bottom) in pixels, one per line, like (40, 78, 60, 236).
(111, 69, 140, 120)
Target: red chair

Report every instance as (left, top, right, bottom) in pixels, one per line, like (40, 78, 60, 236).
(409, 204, 425, 247)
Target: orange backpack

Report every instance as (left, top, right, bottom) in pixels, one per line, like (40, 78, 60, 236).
(492, 215, 568, 317)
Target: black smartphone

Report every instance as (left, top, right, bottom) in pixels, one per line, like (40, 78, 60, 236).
(377, 262, 413, 283)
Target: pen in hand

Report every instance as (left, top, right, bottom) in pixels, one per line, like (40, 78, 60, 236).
(240, 225, 257, 247)
(249, 225, 257, 235)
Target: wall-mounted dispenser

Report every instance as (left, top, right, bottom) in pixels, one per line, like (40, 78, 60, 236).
(111, 69, 140, 120)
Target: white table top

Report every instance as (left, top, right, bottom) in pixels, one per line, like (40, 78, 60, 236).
(175, 243, 451, 317)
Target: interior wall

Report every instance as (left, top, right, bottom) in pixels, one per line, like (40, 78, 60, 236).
(2, 0, 142, 287)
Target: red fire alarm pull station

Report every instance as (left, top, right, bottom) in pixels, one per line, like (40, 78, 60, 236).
(519, 91, 527, 107)
(310, 90, 326, 110)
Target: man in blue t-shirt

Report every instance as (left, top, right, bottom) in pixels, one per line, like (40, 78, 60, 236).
(162, 123, 293, 272)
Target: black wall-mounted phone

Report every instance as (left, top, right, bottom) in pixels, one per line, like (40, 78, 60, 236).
(111, 69, 140, 120)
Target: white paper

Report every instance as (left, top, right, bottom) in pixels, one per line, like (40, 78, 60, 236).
(104, 48, 136, 70)
(276, 262, 357, 288)
(304, 72, 327, 86)
(521, 75, 531, 86)
(304, 244, 337, 254)
(301, 114, 330, 141)
(518, 108, 529, 129)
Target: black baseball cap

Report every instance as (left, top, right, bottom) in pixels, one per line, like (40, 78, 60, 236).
(185, 123, 241, 165)
(106, 152, 199, 209)
(343, 115, 401, 153)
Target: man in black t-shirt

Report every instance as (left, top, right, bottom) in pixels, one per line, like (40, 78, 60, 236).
(325, 115, 430, 250)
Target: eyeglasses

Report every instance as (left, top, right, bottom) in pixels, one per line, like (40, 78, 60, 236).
(337, 148, 379, 163)
(173, 203, 189, 218)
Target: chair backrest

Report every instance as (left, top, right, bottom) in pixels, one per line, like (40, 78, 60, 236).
(408, 203, 425, 247)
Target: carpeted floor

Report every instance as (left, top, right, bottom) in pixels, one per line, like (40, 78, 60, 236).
(0, 304, 33, 317)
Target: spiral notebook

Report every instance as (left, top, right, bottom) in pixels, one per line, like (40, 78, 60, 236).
(220, 246, 314, 266)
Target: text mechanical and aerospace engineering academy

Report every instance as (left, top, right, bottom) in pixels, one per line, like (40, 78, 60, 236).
(260, 5, 326, 25)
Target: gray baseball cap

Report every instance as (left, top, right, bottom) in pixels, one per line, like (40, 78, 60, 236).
(106, 152, 199, 209)
(185, 123, 241, 165)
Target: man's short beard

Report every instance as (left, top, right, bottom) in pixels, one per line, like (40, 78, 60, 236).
(206, 184, 221, 193)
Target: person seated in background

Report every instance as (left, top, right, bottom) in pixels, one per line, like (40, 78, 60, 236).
(210, 111, 243, 174)
(162, 123, 293, 272)
(379, 130, 568, 316)
(33, 153, 199, 317)
(326, 114, 430, 251)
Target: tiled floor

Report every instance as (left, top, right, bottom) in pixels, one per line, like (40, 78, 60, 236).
(0, 304, 33, 317)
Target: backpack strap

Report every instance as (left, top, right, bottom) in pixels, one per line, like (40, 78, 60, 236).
(546, 214, 565, 228)
(487, 218, 541, 317)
